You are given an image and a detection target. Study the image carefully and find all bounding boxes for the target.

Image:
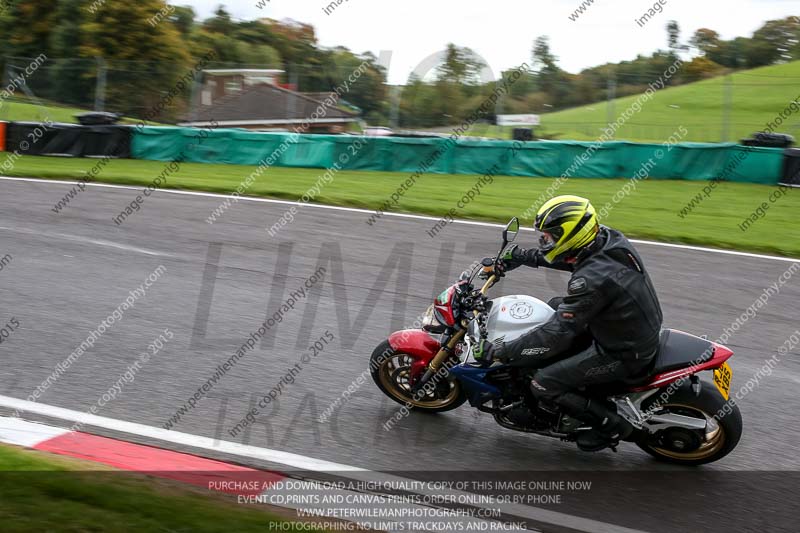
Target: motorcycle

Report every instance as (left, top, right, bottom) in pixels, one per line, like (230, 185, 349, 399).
(370, 218, 742, 465)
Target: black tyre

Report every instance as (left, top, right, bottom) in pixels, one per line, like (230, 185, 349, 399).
(369, 340, 466, 413)
(636, 380, 742, 466)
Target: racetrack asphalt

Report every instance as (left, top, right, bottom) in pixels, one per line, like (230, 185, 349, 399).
(1, 177, 798, 532)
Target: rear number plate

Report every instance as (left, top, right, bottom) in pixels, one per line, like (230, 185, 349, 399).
(713, 362, 733, 401)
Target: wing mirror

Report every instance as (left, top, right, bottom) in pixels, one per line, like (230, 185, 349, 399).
(502, 217, 520, 246)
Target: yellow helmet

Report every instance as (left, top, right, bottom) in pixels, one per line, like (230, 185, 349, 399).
(534, 195, 599, 263)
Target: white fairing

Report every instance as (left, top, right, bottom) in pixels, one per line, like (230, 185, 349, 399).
(471, 295, 555, 344)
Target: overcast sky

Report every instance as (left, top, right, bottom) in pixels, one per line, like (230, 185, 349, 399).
(181, 0, 798, 83)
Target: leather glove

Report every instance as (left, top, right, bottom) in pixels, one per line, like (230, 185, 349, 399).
(503, 244, 543, 272)
(473, 338, 496, 366)
(499, 244, 518, 272)
(479, 244, 519, 279)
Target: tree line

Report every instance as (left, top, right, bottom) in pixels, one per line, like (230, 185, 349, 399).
(0, 2, 797, 127)
(402, 18, 800, 128)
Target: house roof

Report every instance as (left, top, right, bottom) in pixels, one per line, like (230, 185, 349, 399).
(303, 92, 340, 104)
(185, 84, 358, 125)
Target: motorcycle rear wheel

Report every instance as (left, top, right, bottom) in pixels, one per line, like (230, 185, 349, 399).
(370, 340, 466, 413)
(636, 381, 742, 466)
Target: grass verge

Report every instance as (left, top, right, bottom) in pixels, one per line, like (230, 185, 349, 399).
(2, 153, 798, 257)
(0, 443, 330, 532)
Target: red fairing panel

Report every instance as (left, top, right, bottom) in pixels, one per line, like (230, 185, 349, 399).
(631, 343, 734, 392)
(388, 330, 441, 362)
(388, 329, 441, 379)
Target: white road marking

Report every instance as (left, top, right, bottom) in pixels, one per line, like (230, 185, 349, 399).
(2, 175, 798, 264)
(0, 224, 172, 257)
(0, 417, 69, 447)
(0, 396, 646, 533)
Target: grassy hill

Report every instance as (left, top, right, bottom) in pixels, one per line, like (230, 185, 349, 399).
(541, 61, 800, 142)
(0, 99, 90, 124)
(0, 98, 164, 126)
(462, 61, 800, 143)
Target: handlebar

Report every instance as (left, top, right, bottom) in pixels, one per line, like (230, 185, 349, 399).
(479, 274, 497, 295)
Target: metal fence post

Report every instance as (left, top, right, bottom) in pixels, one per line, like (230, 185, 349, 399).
(94, 56, 107, 112)
(389, 85, 401, 129)
(722, 74, 732, 142)
(606, 75, 617, 139)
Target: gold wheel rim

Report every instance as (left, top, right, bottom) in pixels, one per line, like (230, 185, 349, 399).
(650, 403, 726, 461)
(377, 353, 460, 409)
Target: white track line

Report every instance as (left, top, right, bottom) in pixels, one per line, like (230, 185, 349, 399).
(0, 416, 69, 447)
(0, 225, 172, 257)
(0, 395, 646, 533)
(2, 175, 798, 264)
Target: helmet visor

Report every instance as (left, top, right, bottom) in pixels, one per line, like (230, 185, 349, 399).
(537, 230, 557, 253)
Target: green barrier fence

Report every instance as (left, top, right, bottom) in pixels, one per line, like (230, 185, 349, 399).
(130, 126, 784, 184)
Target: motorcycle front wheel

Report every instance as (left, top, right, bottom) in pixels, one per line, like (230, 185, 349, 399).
(369, 340, 466, 413)
(636, 381, 742, 466)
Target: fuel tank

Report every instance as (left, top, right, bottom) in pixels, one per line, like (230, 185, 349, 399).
(471, 294, 555, 344)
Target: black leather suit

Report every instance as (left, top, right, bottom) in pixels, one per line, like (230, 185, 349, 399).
(499, 226, 663, 415)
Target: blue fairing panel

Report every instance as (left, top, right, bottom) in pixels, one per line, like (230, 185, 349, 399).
(449, 364, 503, 407)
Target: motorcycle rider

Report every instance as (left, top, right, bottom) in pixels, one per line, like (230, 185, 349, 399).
(475, 195, 663, 451)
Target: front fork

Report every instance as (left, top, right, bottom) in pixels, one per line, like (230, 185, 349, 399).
(411, 329, 465, 394)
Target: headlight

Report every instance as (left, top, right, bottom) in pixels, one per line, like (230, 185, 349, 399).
(422, 304, 446, 333)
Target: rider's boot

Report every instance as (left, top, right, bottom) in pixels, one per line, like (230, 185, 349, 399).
(574, 399, 634, 452)
(506, 404, 538, 427)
